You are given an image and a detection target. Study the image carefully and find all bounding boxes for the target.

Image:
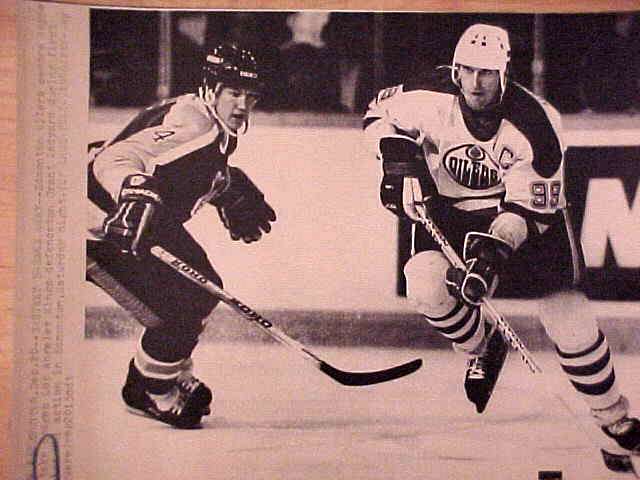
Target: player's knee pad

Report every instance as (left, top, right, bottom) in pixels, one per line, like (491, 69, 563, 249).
(539, 290, 599, 352)
(404, 251, 456, 317)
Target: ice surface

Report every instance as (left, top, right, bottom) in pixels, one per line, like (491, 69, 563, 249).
(77, 340, 639, 480)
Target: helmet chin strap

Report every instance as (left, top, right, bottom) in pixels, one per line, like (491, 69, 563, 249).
(199, 82, 248, 136)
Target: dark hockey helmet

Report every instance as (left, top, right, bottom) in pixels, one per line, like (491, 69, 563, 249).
(201, 42, 264, 95)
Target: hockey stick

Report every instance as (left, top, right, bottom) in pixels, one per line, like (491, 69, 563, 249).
(408, 188, 541, 373)
(150, 245, 423, 386)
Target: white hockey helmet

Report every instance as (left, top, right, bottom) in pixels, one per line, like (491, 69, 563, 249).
(451, 24, 511, 97)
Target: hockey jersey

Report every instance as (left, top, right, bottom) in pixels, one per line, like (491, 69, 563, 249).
(89, 94, 237, 225)
(363, 68, 566, 224)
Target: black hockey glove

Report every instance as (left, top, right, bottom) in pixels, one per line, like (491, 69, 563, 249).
(445, 232, 513, 306)
(379, 137, 428, 221)
(211, 167, 276, 243)
(103, 173, 162, 258)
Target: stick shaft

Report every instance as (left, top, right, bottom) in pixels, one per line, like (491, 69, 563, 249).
(150, 246, 324, 365)
(414, 204, 541, 373)
(150, 245, 423, 386)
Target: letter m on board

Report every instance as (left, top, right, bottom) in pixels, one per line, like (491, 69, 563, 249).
(581, 179, 640, 268)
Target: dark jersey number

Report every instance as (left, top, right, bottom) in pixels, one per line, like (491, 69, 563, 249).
(153, 130, 175, 142)
(531, 181, 561, 209)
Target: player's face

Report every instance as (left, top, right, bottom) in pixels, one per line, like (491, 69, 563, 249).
(215, 86, 260, 131)
(457, 65, 501, 111)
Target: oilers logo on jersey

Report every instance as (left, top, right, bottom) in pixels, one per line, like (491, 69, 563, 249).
(363, 68, 567, 217)
(443, 144, 500, 190)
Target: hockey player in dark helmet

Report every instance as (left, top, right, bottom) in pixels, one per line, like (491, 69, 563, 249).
(199, 42, 264, 133)
(86, 42, 275, 428)
(364, 23, 640, 474)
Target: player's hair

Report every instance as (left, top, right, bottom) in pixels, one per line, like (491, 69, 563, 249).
(451, 24, 511, 98)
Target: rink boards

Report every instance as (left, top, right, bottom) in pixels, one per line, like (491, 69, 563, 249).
(86, 109, 640, 340)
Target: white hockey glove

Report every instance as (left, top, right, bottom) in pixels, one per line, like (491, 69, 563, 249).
(211, 167, 276, 243)
(379, 137, 430, 222)
(103, 173, 162, 258)
(445, 232, 514, 306)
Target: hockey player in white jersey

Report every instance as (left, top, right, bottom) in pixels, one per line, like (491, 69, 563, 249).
(364, 23, 640, 474)
(86, 43, 276, 429)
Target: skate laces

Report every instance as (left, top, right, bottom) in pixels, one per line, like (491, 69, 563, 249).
(148, 374, 202, 416)
(169, 393, 186, 416)
(177, 372, 202, 393)
(467, 357, 486, 380)
(607, 417, 639, 437)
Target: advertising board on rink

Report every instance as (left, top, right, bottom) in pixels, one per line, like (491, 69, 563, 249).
(566, 145, 640, 300)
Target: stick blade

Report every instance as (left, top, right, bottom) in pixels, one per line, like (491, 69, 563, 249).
(319, 358, 422, 386)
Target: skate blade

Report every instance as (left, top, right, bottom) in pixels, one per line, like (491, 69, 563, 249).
(124, 405, 206, 429)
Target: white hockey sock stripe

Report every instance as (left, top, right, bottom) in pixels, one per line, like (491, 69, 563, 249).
(448, 309, 482, 348)
(556, 331, 620, 407)
(179, 357, 194, 375)
(564, 360, 615, 389)
(556, 335, 609, 368)
(134, 342, 185, 381)
(426, 302, 481, 345)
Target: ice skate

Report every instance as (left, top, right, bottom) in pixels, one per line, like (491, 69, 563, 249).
(601, 415, 640, 476)
(121, 359, 213, 429)
(464, 322, 508, 413)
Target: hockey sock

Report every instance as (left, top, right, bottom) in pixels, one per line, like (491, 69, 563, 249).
(424, 301, 485, 354)
(555, 330, 624, 425)
(404, 251, 485, 354)
(133, 340, 192, 394)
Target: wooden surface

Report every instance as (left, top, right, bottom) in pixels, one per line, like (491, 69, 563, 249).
(41, 0, 640, 11)
(1, 1, 16, 479)
(1, 1, 639, 479)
